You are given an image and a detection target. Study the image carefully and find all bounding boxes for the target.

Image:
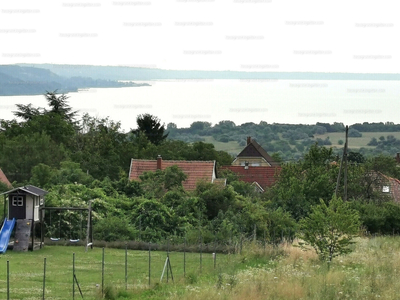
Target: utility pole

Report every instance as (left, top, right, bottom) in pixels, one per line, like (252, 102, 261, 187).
(344, 126, 349, 201)
(335, 125, 349, 200)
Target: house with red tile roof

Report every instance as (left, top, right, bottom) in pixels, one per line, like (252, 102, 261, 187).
(377, 172, 400, 203)
(0, 168, 12, 188)
(129, 156, 219, 191)
(220, 137, 281, 191)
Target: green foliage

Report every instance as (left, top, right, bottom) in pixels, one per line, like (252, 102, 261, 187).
(139, 165, 187, 198)
(195, 181, 236, 220)
(134, 113, 168, 145)
(348, 128, 362, 137)
(269, 143, 338, 220)
(350, 200, 400, 234)
(94, 215, 137, 242)
(30, 163, 55, 188)
(0, 132, 67, 182)
(298, 196, 361, 262)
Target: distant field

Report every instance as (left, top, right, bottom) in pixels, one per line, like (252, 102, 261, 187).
(315, 132, 400, 149)
(203, 136, 242, 155)
(202, 132, 400, 155)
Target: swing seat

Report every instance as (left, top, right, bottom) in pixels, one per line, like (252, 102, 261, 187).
(50, 238, 60, 242)
(70, 239, 80, 243)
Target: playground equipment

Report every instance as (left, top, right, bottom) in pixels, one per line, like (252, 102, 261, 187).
(0, 185, 47, 252)
(0, 185, 93, 253)
(40, 200, 94, 252)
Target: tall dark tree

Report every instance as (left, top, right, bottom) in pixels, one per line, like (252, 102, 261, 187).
(133, 114, 168, 145)
(44, 90, 78, 123)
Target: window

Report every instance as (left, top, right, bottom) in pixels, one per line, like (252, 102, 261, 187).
(12, 196, 23, 206)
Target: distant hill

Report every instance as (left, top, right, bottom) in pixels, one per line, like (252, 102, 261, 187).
(18, 63, 400, 81)
(0, 65, 149, 96)
(167, 121, 400, 161)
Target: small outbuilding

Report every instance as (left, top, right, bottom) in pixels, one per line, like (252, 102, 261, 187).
(0, 185, 47, 252)
(2, 185, 47, 221)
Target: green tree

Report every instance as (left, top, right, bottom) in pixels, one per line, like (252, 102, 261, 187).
(133, 114, 168, 145)
(268, 143, 338, 220)
(44, 91, 78, 123)
(298, 196, 361, 263)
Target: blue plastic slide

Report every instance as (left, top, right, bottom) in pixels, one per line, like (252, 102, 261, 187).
(0, 218, 16, 254)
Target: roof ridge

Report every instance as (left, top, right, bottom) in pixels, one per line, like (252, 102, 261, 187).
(131, 159, 215, 163)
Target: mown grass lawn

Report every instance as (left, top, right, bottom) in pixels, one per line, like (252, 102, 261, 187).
(0, 245, 237, 300)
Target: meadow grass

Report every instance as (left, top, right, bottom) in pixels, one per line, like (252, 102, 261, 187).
(2, 237, 400, 299)
(0, 244, 237, 300)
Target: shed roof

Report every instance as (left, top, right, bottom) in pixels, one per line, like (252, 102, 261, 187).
(0, 185, 48, 196)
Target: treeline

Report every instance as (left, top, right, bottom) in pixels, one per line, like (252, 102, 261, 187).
(1, 92, 400, 245)
(0, 92, 232, 184)
(168, 121, 400, 161)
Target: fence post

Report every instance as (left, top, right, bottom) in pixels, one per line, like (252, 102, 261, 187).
(184, 236, 186, 278)
(125, 243, 128, 290)
(7, 260, 9, 300)
(200, 234, 202, 273)
(167, 239, 169, 283)
(102, 248, 105, 298)
(43, 257, 46, 300)
(214, 231, 217, 270)
(73, 253, 75, 300)
(148, 242, 151, 286)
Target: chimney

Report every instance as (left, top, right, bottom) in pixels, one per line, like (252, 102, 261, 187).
(157, 155, 162, 170)
(397, 153, 400, 163)
(247, 136, 251, 145)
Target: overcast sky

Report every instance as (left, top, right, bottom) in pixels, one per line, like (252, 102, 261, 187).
(0, 0, 398, 73)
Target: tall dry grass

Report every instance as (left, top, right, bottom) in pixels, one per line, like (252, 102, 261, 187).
(168, 237, 400, 300)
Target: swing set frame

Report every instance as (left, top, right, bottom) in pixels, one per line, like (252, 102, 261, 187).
(40, 201, 94, 252)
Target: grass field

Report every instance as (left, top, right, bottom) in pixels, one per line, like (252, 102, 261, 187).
(2, 238, 400, 299)
(0, 245, 238, 300)
(202, 136, 242, 154)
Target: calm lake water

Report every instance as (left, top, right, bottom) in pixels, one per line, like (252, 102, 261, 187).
(1, 79, 399, 131)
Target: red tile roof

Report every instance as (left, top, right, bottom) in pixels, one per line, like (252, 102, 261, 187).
(129, 158, 216, 191)
(0, 169, 12, 188)
(220, 165, 281, 189)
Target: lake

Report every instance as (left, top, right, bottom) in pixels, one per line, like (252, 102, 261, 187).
(1, 79, 399, 131)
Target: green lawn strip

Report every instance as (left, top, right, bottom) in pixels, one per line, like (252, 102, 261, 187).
(0, 245, 235, 299)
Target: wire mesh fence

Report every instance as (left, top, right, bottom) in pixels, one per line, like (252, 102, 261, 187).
(0, 228, 295, 299)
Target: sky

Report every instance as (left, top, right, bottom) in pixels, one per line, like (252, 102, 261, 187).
(0, 0, 398, 73)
